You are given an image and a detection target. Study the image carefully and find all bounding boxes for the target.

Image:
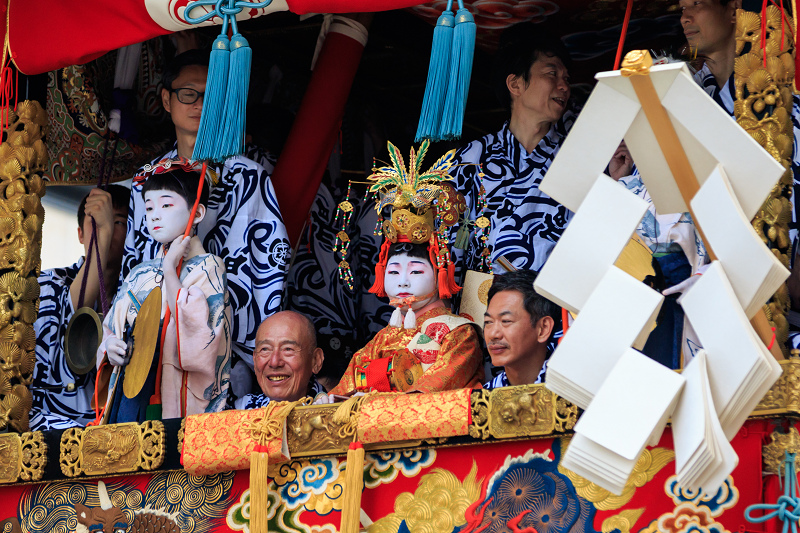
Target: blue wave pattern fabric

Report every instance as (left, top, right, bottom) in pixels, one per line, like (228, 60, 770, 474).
(233, 377, 325, 410)
(31, 259, 96, 430)
(121, 148, 290, 375)
(448, 113, 577, 284)
(483, 360, 548, 391)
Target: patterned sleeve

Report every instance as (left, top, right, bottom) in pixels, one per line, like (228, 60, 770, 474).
(411, 324, 483, 394)
(31, 261, 96, 430)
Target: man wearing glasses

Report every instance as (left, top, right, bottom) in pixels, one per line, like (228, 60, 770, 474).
(121, 49, 291, 408)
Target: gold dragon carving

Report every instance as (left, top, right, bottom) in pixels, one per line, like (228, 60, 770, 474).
(735, 6, 794, 354)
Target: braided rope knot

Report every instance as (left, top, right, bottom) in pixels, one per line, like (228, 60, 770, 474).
(185, 0, 274, 25)
(746, 452, 800, 533)
(332, 392, 379, 440)
(248, 398, 310, 448)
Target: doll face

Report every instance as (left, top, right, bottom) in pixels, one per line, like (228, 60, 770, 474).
(144, 190, 191, 244)
(384, 253, 438, 310)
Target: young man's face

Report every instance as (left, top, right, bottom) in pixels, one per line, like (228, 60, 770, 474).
(384, 253, 438, 311)
(144, 190, 190, 244)
(680, 0, 736, 57)
(509, 54, 570, 125)
(161, 64, 208, 138)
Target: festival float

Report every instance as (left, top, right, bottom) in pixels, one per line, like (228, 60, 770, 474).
(0, 1, 798, 533)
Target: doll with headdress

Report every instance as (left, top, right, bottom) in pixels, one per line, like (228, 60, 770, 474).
(327, 141, 484, 396)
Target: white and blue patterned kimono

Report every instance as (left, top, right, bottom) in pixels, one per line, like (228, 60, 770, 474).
(448, 113, 577, 283)
(30, 259, 96, 430)
(232, 377, 325, 410)
(484, 360, 548, 391)
(122, 148, 290, 397)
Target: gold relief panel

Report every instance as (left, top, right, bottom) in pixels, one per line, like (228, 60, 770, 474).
(753, 358, 800, 415)
(468, 389, 491, 440)
(60, 421, 165, 478)
(488, 384, 557, 439)
(286, 405, 349, 456)
(0, 431, 46, 484)
(763, 427, 800, 476)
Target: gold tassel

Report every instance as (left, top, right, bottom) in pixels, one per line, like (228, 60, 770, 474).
(247, 398, 310, 533)
(250, 446, 271, 533)
(340, 441, 366, 533)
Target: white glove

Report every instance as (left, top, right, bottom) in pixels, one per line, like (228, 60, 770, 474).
(662, 263, 710, 297)
(105, 337, 129, 367)
(312, 392, 331, 405)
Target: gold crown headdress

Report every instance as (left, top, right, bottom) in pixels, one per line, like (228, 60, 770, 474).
(366, 139, 465, 299)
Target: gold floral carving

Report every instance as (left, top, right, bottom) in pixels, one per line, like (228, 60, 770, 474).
(0, 431, 46, 483)
(763, 427, 800, 476)
(735, 5, 794, 354)
(559, 438, 675, 510)
(555, 396, 579, 432)
(601, 508, 646, 533)
(488, 384, 556, 438)
(178, 418, 185, 455)
(287, 405, 348, 455)
(0, 100, 47, 433)
(468, 389, 490, 440)
(754, 358, 800, 415)
(59, 420, 165, 477)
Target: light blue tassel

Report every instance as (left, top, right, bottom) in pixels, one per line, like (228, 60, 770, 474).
(192, 34, 230, 161)
(439, 2, 476, 140)
(216, 31, 252, 162)
(414, 2, 455, 143)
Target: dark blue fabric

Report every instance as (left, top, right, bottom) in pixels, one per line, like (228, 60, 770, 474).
(642, 253, 691, 369)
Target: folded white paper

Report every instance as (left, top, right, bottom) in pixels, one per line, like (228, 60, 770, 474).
(564, 348, 684, 495)
(671, 350, 738, 495)
(546, 266, 664, 409)
(691, 165, 789, 318)
(535, 174, 649, 314)
(680, 261, 783, 440)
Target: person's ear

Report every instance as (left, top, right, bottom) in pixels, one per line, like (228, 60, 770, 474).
(311, 347, 324, 375)
(536, 316, 555, 343)
(77, 225, 84, 245)
(506, 73, 524, 100)
(192, 204, 206, 226)
(730, 0, 741, 22)
(161, 88, 172, 114)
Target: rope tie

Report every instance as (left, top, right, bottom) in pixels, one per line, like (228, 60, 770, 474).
(746, 451, 800, 533)
(248, 397, 310, 448)
(333, 392, 376, 441)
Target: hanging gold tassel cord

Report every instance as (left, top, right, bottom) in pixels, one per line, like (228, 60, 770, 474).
(331, 393, 375, 533)
(247, 398, 310, 533)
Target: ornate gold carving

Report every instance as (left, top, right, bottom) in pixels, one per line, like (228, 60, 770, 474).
(60, 420, 165, 477)
(560, 440, 675, 510)
(18, 431, 46, 481)
(620, 49, 653, 76)
(468, 389, 490, 440)
(555, 396, 579, 432)
(0, 431, 46, 483)
(754, 358, 800, 415)
(735, 5, 794, 354)
(763, 427, 800, 476)
(178, 417, 185, 455)
(488, 384, 555, 438)
(287, 405, 348, 455)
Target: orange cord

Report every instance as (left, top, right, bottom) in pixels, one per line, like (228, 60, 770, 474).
(613, 0, 635, 70)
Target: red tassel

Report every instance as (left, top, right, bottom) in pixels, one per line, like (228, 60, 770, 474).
(369, 239, 391, 297)
(447, 260, 462, 296)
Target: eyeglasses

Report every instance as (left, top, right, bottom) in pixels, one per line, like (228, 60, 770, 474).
(172, 88, 205, 105)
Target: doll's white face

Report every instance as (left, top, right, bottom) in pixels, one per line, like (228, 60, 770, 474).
(144, 190, 191, 244)
(384, 253, 438, 311)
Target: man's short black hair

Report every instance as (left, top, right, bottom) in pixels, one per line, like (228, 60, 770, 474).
(77, 184, 131, 228)
(387, 242, 430, 262)
(141, 168, 210, 210)
(162, 49, 209, 92)
(487, 270, 560, 329)
(493, 23, 572, 114)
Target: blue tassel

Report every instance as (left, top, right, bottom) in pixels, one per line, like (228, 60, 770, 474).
(439, 4, 476, 140)
(217, 32, 252, 162)
(415, 5, 455, 143)
(192, 34, 230, 162)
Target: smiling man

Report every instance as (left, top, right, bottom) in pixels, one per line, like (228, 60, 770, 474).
(448, 24, 575, 284)
(483, 270, 560, 390)
(234, 311, 326, 409)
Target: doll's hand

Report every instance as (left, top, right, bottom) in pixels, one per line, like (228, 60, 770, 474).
(164, 235, 191, 271)
(313, 393, 332, 405)
(105, 337, 129, 367)
(662, 263, 709, 296)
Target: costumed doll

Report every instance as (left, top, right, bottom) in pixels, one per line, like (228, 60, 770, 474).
(327, 141, 484, 396)
(96, 161, 232, 422)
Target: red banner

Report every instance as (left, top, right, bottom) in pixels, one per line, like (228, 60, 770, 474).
(8, 0, 423, 75)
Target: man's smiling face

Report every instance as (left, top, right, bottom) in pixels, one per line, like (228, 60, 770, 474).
(253, 312, 323, 402)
